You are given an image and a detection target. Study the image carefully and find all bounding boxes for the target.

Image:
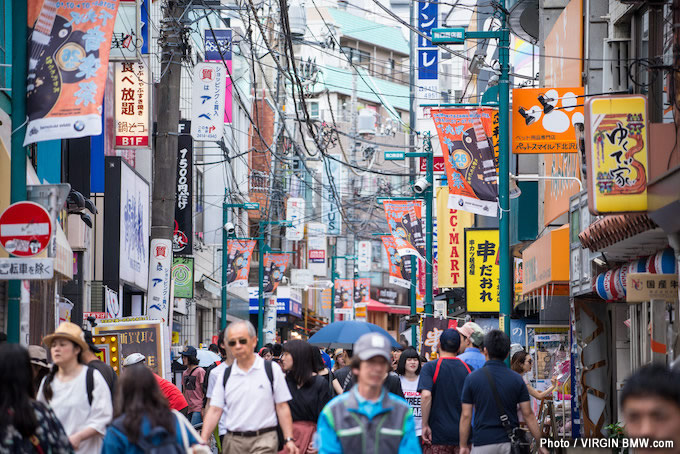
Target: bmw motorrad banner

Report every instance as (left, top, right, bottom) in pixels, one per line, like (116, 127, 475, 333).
(262, 253, 290, 296)
(226, 240, 256, 288)
(383, 200, 426, 259)
(173, 121, 192, 255)
(381, 235, 412, 289)
(431, 108, 499, 217)
(24, 0, 120, 145)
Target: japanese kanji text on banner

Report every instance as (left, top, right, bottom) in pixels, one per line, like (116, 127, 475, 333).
(191, 63, 225, 141)
(226, 240, 256, 288)
(381, 235, 412, 289)
(263, 253, 290, 296)
(585, 95, 648, 214)
(24, 0, 120, 145)
(114, 58, 149, 148)
(383, 200, 425, 258)
(436, 187, 474, 288)
(465, 229, 500, 312)
(431, 108, 499, 217)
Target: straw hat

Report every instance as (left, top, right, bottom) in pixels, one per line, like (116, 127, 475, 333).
(43, 322, 89, 353)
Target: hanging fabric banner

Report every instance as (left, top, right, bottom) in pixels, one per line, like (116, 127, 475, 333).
(262, 253, 290, 296)
(334, 279, 353, 311)
(24, 0, 120, 145)
(226, 240, 256, 288)
(383, 200, 426, 258)
(436, 187, 474, 288)
(353, 277, 371, 305)
(431, 108, 499, 217)
(381, 235, 412, 289)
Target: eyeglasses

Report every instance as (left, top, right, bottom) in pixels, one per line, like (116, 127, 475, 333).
(228, 338, 249, 347)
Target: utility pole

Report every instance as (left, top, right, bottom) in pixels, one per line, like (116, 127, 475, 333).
(7, 0, 28, 343)
(408, 0, 418, 325)
(147, 0, 185, 321)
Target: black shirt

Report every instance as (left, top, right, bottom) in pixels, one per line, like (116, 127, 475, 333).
(335, 366, 404, 398)
(88, 359, 117, 399)
(286, 375, 333, 422)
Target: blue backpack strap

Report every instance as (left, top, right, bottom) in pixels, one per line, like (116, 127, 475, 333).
(86, 366, 94, 406)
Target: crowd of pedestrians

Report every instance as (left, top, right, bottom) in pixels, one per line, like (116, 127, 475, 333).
(1, 319, 679, 453)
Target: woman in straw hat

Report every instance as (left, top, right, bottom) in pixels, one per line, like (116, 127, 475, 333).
(37, 322, 113, 453)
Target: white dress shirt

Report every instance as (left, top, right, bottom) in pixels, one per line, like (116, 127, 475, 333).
(209, 354, 291, 432)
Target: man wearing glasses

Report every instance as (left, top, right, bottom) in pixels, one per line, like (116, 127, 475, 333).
(201, 321, 299, 454)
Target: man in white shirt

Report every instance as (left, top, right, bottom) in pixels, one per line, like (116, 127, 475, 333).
(201, 320, 299, 454)
(204, 328, 233, 442)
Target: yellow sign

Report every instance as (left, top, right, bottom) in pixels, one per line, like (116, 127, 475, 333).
(626, 273, 679, 303)
(437, 187, 474, 288)
(465, 229, 500, 312)
(585, 95, 648, 214)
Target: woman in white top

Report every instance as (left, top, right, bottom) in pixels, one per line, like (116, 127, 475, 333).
(396, 347, 423, 438)
(37, 322, 113, 454)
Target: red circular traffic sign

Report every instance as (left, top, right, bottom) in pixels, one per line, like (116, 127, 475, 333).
(0, 201, 52, 257)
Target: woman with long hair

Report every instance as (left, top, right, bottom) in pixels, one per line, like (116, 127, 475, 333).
(280, 340, 333, 453)
(37, 322, 112, 453)
(511, 350, 557, 400)
(312, 347, 343, 396)
(0, 343, 73, 453)
(396, 347, 423, 439)
(101, 365, 201, 453)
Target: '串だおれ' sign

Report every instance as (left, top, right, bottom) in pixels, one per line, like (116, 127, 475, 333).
(465, 229, 500, 312)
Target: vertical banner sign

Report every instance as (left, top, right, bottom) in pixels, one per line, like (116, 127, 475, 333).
(357, 240, 372, 272)
(120, 163, 149, 289)
(262, 253, 290, 296)
(322, 158, 342, 235)
(465, 229, 500, 312)
(114, 58, 149, 147)
(173, 120, 193, 255)
(431, 108, 499, 216)
(24, 0, 120, 145)
(147, 239, 173, 323)
(105, 287, 121, 318)
(171, 257, 194, 299)
(381, 236, 411, 289)
(307, 223, 327, 276)
(513, 257, 523, 308)
(263, 296, 277, 345)
(416, 0, 438, 111)
(420, 317, 449, 360)
(226, 240, 256, 287)
(110, 0, 141, 61)
(191, 63, 225, 141)
(353, 278, 371, 305)
(285, 197, 305, 241)
(585, 95, 648, 214)
(383, 200, 426, 258)
(436, 187, 474, 288)
(204, 29, 232, 124)
(334, 279, 354, 319)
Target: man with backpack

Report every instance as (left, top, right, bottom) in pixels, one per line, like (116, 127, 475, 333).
(418, 328, 471, 453)
(82, 330, 118, 399)
(459, 330, 547, 454)
(180, 346, 206, 426)
(200, 321, 299, 454)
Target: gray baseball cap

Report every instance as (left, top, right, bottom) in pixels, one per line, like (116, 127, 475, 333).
(354, 333, 392, 362)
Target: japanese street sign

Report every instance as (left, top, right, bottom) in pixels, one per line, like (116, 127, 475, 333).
(626, 273, 679, 303)
(244, 202, 260, 210)
(436, 188, 474, 288)
(0, 258, 54, 280)
(173, 121, 192, 255)
(0, 202, 52, 257)
(357, 240, 372, 272)
(110, 0, 142, 61)
(465, 228, 500, 312)
(172, 257, 194, 299)
(191, 63, 225, 141)
(286, 198, 305, 241)
(420, 156, 446, 173)
(431, 28, 465, 44)
(114, 58, 149, 148)
(384, 151, 405, 161)
(204, 29, 233, 124)
(24, 0, 119, 145)
(147, 239, 172, 324)
(322, 158, 343, 236)
(585, 95, 649, 214)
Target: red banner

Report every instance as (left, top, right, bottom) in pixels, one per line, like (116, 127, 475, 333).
(25, 0, 119, 145)
(334, 278, 371, 310)
(381, 236, 412, 289)
(226, 241, 256, 287)
(431, 108, 499, 216)
(383, 200, 425, 258)
(263, 253, 290, 296)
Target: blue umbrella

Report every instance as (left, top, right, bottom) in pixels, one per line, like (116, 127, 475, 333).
(308, 320, 401, 349)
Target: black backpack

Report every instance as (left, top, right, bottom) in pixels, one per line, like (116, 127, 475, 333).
(112, 416, 184, 454)
(223, 360, 284, 450)
(202, 360, 222, 405)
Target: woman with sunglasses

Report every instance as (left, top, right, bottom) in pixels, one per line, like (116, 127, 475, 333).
(510, 350, 557, 400)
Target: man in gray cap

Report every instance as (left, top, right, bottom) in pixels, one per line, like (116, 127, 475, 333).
(316, 332, 421, 453)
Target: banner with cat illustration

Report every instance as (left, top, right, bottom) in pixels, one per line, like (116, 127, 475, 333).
(262, 253, 290, 296)
(226, 240, 256, 288)
(383, 200, 425, 259)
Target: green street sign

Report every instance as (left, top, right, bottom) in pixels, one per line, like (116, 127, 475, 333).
(243, 202, 260, 210)
(384, 151, 405, 161)
(432, 28, 465, 44)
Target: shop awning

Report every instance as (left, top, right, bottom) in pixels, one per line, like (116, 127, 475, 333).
(522, 225, 569, 296)
(578, 214, 658, 252)
(367, 300, 410, 315)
